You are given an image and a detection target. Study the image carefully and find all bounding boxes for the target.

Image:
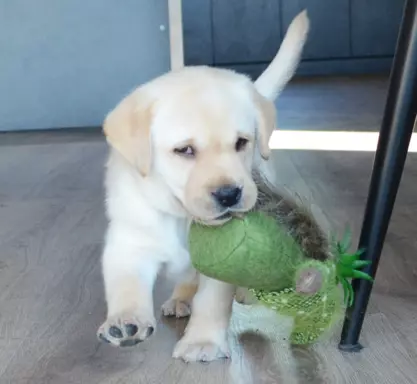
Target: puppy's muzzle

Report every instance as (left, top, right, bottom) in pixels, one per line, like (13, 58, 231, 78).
(212, 185, 242, 208)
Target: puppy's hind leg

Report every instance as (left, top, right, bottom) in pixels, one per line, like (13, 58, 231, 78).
(162, 268, 198, 318)
(173, 275, 235, 362)
(235, 287, 257, 305)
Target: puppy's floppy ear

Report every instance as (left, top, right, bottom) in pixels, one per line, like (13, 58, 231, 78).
(253, 90, 277, 160)
(103, 91, 153, 176)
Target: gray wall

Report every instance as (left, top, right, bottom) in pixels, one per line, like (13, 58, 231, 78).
(0, 0, 170, 131)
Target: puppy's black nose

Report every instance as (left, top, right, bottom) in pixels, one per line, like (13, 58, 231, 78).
(212, 185, 242, 208)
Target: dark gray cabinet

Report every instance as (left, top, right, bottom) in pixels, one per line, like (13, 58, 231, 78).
(351, 0, 406, 57)
(212, 0, 281, 64)
(282, 0, 350, 59)
(182, 0, 213, 65)
(182, 0, 405, 76)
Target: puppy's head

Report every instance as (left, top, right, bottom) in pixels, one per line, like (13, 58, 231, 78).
(104, 10, 309, 224)
(103, 67, 276, 224)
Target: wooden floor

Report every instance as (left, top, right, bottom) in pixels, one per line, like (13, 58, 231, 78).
(1, 76, 417, 384)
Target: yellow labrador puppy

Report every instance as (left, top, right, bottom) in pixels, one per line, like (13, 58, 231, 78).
(97, 11, 309, 362)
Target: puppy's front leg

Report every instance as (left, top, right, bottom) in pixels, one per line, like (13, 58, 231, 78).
(173, 275, 235, 362)
(97, 226, 159, 347)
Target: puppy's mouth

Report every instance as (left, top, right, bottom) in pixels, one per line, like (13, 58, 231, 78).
(216, 211, 233, 220)
(194, 209, 247, 226)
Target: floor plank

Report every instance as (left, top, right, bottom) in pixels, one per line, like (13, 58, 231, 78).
(1, 75, 417, 383)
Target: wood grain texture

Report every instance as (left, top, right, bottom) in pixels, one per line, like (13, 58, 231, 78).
(276, 75, 388, 132)
(351, 0, 406, 57)
(1, 76, 417, 383)
(212, 0, 281, 64)
(281, 0, 350, 59)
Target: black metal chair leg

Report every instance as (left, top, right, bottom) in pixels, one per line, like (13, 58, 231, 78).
(338, 0, 417, 352)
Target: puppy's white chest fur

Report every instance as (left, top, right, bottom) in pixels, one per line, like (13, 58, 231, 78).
(105, 151, 191, 276)
(158, 215, 191, 276)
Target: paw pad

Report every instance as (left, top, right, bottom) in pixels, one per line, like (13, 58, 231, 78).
(97, 316, 155, 347)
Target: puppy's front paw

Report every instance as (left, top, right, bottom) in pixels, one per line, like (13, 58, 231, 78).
(173, 336, 230, 362)
(161, 298, 192, 318)
(97, 312, 155, 347)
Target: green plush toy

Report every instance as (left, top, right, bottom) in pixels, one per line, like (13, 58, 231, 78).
(189, 174, 373, 345)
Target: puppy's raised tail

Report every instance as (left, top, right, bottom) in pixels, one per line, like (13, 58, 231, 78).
(255, 10, 310, 101)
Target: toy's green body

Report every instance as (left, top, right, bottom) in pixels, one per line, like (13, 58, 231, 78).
(190, 212, 343, 344)
(189, 186, 372, 345)
(190, 212, 304, 291)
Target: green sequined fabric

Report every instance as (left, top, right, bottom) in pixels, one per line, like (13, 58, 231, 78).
(252, 260, 343, 345)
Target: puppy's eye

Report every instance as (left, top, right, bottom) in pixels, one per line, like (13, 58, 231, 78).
(174, 145, 196, 158)
(235, 137, 249, 151)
